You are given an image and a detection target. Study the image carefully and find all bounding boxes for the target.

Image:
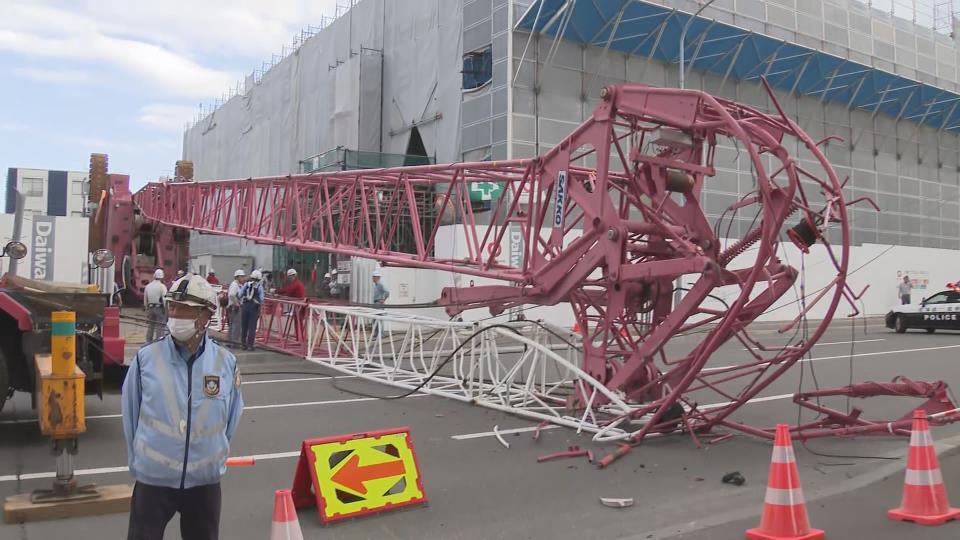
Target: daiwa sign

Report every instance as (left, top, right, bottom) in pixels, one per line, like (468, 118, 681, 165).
(30, 216, 56, 280)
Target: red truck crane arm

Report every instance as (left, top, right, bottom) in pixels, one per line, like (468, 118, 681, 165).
(131, 83, 926, 450)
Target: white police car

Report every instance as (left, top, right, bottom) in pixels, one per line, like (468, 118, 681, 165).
(885, 289, 960, 333)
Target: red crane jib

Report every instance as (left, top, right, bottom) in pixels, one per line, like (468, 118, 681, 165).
(132, 83, 952, 448)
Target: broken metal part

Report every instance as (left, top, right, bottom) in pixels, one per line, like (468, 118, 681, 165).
(600, 497, 635, 508)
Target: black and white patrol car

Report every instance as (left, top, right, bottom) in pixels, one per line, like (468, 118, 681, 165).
(885, 290, 960, 333)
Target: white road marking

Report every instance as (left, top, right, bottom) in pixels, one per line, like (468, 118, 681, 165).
(0, 450, 305, 483)
(0, 391, 426, 425)
(742, 338, 885, 350)
(708, 343, 960, 372)
(699, 393, 796, 411)
(451, 424, 561, 440)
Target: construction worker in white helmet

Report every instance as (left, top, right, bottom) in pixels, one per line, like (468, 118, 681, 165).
(238, 269, 265, 350)
(143, 269, 168, 342)
(226, 269, 247, 347)
(122, 274, 244, 540)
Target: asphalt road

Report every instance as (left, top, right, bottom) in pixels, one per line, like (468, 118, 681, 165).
(2, 319, 960, 539)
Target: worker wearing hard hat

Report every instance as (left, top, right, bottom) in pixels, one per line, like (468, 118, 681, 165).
(318, 272, 332, 299)
(122, 274, 244, 540)
(143, 269, 168, 342)
(226, 270, 247, 347)
(275, 268, 305, 299)
(372, 268, 389, 305)
(238, 270, 265, 350)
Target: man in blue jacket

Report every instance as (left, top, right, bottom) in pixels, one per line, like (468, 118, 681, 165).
(122, 274, 244, 540)
(238, 269, 265, 351)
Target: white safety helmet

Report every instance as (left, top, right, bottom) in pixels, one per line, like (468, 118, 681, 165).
(154, 269, 165, 280)
(287, 268, 297, 276)
(372, 268, 382, 277)
(250, 269, 263, 281)
(234, 269, 246, 278)
(165, 274, 217, 312)
(323, 272, 331, 279)
(331, 269, 338, 275)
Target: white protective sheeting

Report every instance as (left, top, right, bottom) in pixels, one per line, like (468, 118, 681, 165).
(182, 0, 465, 266)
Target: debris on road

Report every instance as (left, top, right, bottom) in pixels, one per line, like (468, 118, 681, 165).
(600, 497, 634, 508)
(536, 446, 593, 463)
(493, 425, 510, 449)
(722, 471, 746, 486)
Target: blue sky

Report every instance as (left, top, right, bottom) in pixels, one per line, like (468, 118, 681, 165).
(0, 0, 338, 193)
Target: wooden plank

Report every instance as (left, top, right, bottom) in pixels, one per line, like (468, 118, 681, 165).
(3, 484, 132, 523)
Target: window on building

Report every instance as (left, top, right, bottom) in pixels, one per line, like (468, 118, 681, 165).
(22, 178, 44, 197)
(463, 46, 492, 90)
(72, 181, 88, 196)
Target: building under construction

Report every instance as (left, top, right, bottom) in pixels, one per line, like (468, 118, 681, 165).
(182, 0, 960, 323)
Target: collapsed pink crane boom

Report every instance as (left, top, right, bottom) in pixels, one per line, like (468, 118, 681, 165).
(133, 83, 955, 460)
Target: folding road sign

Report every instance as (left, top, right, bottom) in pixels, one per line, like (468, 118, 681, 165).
(290, 427, 427, 523)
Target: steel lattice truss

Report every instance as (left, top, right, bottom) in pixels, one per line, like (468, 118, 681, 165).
(136, 83, 957, 460)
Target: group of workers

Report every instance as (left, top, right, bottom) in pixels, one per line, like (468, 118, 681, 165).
(144, 265, 388, 348)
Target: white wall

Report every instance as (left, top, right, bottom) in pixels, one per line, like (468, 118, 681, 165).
(366, 222, 960, 328)
(0, 214, 89, 283)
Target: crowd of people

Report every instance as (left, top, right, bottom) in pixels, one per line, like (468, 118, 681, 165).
(143, 264, 388, 351)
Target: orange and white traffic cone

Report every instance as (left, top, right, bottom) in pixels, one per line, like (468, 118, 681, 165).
(888, 409, 960, 526)
(270, 489, 304, 540)
(746, 424, 824, 540)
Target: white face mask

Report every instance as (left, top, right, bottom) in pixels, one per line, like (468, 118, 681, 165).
(167, 317, 199, 342)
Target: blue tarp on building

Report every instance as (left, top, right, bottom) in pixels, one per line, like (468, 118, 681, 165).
(516, 0, 960, 132)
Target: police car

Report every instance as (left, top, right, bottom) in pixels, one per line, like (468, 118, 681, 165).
(885, 289, 960, 333)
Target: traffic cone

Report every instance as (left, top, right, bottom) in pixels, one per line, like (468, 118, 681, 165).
(746, 424, 824, 540)
(888, 409, 960, 525)
(270, 489, 304, 540)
